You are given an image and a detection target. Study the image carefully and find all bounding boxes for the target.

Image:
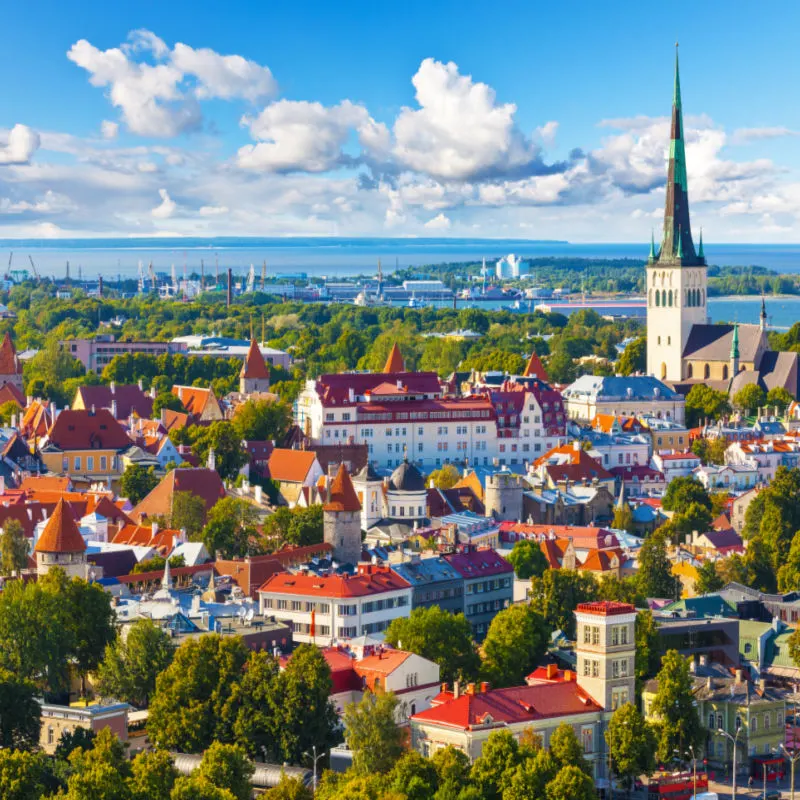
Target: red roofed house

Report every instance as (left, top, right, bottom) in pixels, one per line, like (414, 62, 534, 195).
(267, 448, 324, 508)
(130, 467, 226, 525)
(171, 385, 224, 423)
(240, 339, 271, 395)
(532, 441, 615, 492)
(72, 382, 154, 421)
(34, 497, 90, 579)
(258, 563, 412, 646)
(410, 601, 636, 777)
(39, 408, 133, 485)
(0, 332, 23, 393)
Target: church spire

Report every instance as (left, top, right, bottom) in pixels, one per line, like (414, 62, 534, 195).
(760, 294, 768, 332)
(656, 44, 699, 266)
(730, 322, 740, 360)
(648, 230, 656, 261)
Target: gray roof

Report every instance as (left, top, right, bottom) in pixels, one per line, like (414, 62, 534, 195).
(729, 350, 800, 398)
(683, 323, 764, 362)
(389, 459, 426, 492)
(563, 375, 678, 402)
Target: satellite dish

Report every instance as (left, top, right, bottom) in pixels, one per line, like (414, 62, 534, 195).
(237, 605, 247, 621)
(245, 607, 255, 624)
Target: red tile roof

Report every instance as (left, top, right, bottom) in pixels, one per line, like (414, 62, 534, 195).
(19, 476, 72, 494)
(161, 409, 190, 432)
(240, 339, 270, 380)
(314, 371, 441, 407)
(0, 382, 24, 407)
(34, 498, 86, 554)
(171, 385, 216, 417)
(130, 468, 226, 524)
(576, 600, 635, 616)
(0, 333, 21, 376)
(522, 351, 548, 380)
(579, 548, 623, 573)
(258, 564, 410, 598)
(383, 343, 405, 373)
(324, 464, 361, 513)
(499, 522, 619, 551)
(268, 448, 318, 483)
(442, 548, 513, 579)
(75, 384, 153, 420)
(412, 680, 602, 729)
(45, 409, 132, 451)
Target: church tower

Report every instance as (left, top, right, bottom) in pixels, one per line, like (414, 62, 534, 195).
(646, 47, 708, 382)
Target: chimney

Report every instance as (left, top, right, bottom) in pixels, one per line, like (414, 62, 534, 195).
(466, 683, 476, 695)
(254, 485, 263, 504)
(441, 682, 447, 694)
(480, 681, 490, 694)
(111, 399, 118, 419)
(138, 378, 144, 391)
(573, 440, 581, 452)
(152, 521, 159, 537)
(453, 680, 460, 699)
(699, 654, 708, 666)
(707, 675, 713, 690)
(110, 381, 116, 394)
(546, 663, 558, 680)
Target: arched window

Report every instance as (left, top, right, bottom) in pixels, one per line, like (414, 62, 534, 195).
(668, 290, 673, 307)
(701, 289, 705, 305)
(661, 363, 667, 380)
(704, 364, 710, 379)
(687, 363, 693, 378)
(722, 365, 729, 380)
(655, 291, 660, 307)
(662, 290, 667, 306)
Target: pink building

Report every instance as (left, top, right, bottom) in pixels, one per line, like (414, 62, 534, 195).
(61, 335, 186, 372)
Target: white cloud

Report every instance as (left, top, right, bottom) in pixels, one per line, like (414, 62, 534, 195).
(171, 43, 277, 102)
(238, 99, 387, 172)
(199, 204, 228, 216)
(137, 161, 159, 173)
(100, 120, 119, 139)
(151, 188, 176, 218)
(393, 58, 538, 181)
(731, 126, 798, 145)
(123, 29, 169, 59)
(0, 124, 41, 164)
(535, 120, 559, 147)
(424, 212, 451, 230)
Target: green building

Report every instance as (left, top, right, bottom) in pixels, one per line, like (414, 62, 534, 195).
(739, 619, 800, 683)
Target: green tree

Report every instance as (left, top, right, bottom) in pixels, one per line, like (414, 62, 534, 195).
(695, 559, 724, 595)
(388, 751, 439, 800)
(232, 399, 292, 442)
(131, 554, 185, 575)
(261, 775, 313, 800)
(230, 650, 282, 760)
(528, 569, 598, 638)
(128, 749, 177, 800)
(767, 386, 794, 413)
(0, 670, 41, 749)
(504, 749, 559, 800)
(469, 729, 521, 800)
(613, 502, 634, 532)
(545, 765, 595, 800)
(170, 776, 237, 800)
(691, 436, 728, 466)
(153, 391, 186, 417)
(549, 722, 590, 773)
(0, 400, 20, 425)
(617, 337, 646, 375)
(662, 476, 711, 514)
(96, 618, 174, 707)
(733, 383, 766, 416)
(194, 742, 253, 800)
(428, 464, 461, 490)
(61, 727, 131, 800)
(634, 610, 662, 698)
(606, 703, 656, 792)
(148, 634, 251, 752)
(685, 384, 731, 427)
(170, 490, 207, 537)
(200, 497, 260, 558)
(506, 539, 549, 580)
(0, 518, 29, 576)
(120, 464, 160, 505)
(190, 421, 248, 481)
(343, 692, 404, 775)
(431, 745, 471, 791)
(637, 530, 680, 600)
(384, 606, 480, 683)
(650, 650, 703, 762)
(481, 604, 550, 688)
(56, 727, 97, 761)
(546, 349, 576, 384)
(23, 340, 85, 405)
(0, 749, 51, 800)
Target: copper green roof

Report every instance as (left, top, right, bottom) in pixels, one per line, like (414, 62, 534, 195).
(730, 323, 740, 359)
(653, 47, 704, 268)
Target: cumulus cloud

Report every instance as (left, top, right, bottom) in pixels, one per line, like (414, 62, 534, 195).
(68, 30, 276, 137)
(238, 99, 387, 172)
(393, 58, 541, 181)
(100, 120, 119, 139)
(151, 188, 176, 218)
(0, 124, 41, 164)
(424, 212, 451, 230)
(730, 126, 798, 145)
(199, 204, 228, 215)
(535, 121, 559, 147)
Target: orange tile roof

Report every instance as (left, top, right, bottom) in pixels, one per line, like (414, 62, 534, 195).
(323, 464, 361, 513)
(0, 382, 24, 407)
(258, 565, 410, 598)
(579, 547, 623, 573)
(268, 448, 318, 483)
(161, 409, 190, 432)
(130, 468, 226, 524)
(522, 351, 548, 380)
(113, 523, 179, 552)
(354, 650, 412, 687)
(45, 408, 132, 451)
(539, 537, 570, 569)
(383, 343, 405, 373)
(171, 385, 215, 416)
(34, 498, 86, 554)
(19, 476, 72, 494)
(0, 332, 21, 376)
(240, 339, 270, 379)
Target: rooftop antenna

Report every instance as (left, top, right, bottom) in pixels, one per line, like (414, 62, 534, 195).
(261, 260, 266, 291)
(65, 260, 70, 283)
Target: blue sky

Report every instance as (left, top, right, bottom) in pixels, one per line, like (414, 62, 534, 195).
(1, 0, 800, 240)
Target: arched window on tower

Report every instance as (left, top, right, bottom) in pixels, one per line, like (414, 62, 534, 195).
(701, 289, 705, 305)
(661, 363, 667, 380)
(704, 364, 710, 379)
(668, 290, 673, 307)
(687, 363, 693, 378)
(722, 365, 729, 380)
(655, 291, 660, 307)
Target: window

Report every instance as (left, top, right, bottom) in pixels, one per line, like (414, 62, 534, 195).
(611, 627, 619, 646)
(751, 716, 758, 734)
(74, 456, 81, 470)
(581, 728, 594, 754)
(100, 455, 107, 470)
(764, 712, 770, 732)
(583, 625, 591, 644)
(708, 712, 716, 729)
(591, 626, 600, 645)
(620, 626, 628, 645)
(87, 456, 94, 471)
(62, 457, 69, 471)
(591, 660, 599, 678)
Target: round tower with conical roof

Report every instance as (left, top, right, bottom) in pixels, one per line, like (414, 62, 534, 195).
(34, 498, 89, 579)
(484, 467, 523, 522)
(239, 339, 271, 395)
(323, 464, 363, 566)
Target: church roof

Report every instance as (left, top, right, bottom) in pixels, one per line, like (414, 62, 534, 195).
(682, 323, 764, 363)
(0, 332, 21, 376)
(383, 343, 405, 373)
(522, 351, 548, 380)
(34, 498, 86, 554)
(651, 47, 702, 268)
(240, 339, 270, 380)
(730, 351, 800, 398)
(323, 464, 361, 513)
(389, 459, 426, 492)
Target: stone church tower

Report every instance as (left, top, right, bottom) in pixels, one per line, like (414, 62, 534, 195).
(323, 464, 363, 566)
(34, 498, 89, 580)
(646, 48, 708, 383)
(239, 339, 270, 395)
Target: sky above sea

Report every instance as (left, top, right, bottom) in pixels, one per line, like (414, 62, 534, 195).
(1, 2, 800, 241)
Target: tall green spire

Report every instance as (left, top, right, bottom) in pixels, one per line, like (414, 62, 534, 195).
(730, 322, 740, 359)
(654, 44, 700, 266)
(698, 228, 704, 260)
(649, 230, 656, 261)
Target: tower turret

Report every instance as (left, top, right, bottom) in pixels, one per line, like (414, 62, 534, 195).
(730, 322, 740, 377)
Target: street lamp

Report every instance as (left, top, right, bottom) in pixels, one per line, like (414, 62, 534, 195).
(302, 745, 326, 794)
(684, 745, 697, 799)
(715, 726, 744, 800)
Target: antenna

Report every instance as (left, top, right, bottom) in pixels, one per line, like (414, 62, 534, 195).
(261, 260, 266, 291)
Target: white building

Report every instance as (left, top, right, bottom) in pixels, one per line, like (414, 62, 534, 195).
(651, 451, 702, 483)
(693, 463, 758, 492)
(495, 254, 529, 280)
(725, 439, 800, 484)
(258, 564, 412, 646)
